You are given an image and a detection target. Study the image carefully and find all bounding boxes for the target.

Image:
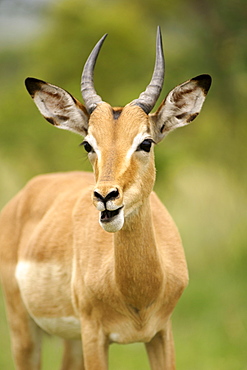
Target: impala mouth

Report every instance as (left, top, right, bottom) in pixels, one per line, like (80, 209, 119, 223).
(100, 207, 123, 223)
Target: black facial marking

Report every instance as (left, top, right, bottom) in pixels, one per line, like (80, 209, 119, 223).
(112, 108, 123, 120)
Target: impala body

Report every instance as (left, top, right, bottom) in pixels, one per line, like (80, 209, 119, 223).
(0, 28, 211, 369)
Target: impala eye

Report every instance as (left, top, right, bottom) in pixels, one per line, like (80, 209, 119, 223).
(137, 139, 154, 153)
(81, 141, 93, 153)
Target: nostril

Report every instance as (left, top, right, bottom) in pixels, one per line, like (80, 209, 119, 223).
(105, 188, 119, 202)
(94, 191, 104, 202)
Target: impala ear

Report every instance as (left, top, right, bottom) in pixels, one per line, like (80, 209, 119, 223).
(150, 74, 212, 143)
(25, 78, 89, 136)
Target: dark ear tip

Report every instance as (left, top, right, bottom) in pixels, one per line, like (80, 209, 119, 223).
(25, 77, 46, 96)
(192, 74, 212, 94)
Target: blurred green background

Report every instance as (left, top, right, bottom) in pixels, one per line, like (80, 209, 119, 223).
(0, 0, 246, 369)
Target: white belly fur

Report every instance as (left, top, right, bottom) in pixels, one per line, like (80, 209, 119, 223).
(33, 316, 81, 340)
(15, 261, 81, 339)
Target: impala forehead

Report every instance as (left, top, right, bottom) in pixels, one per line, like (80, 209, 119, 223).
(87, 104, 151, 153)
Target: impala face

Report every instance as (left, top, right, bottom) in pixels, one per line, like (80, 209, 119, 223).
(25, 27, 211, 234)
(83, 103, 156, 232)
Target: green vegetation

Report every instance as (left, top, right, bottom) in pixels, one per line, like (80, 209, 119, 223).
(0, 0, 246, 368)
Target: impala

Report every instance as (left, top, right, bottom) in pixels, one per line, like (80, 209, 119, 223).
(0, 27, 211, 369)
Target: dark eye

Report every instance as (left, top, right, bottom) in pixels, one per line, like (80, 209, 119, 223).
(137, 139, 154, 153)
(81, 141, 93, 153)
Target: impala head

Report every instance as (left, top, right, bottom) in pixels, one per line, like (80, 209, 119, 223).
(25, 27, 211, 233)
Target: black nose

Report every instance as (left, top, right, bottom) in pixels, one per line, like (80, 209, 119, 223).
(94, 188, 119, 203)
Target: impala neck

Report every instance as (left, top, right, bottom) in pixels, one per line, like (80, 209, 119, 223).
(114, 198, 163, 311)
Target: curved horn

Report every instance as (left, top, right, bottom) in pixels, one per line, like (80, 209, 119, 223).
(81, 34, 107, 114)
(129, 26, 165, 114)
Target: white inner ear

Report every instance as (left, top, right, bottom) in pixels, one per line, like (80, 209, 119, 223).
(152, 79, 208, 142)
(32, 83, 89, 136)
(33, 85, 71, 117)
(169, 80, 205, 116)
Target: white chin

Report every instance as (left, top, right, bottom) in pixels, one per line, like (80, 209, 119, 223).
(99, 208, 124, 233)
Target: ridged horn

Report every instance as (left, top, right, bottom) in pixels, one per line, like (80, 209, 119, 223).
(129, 26, 165, 114)
(81, 34, 107, 114)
